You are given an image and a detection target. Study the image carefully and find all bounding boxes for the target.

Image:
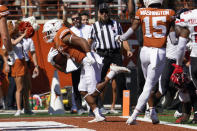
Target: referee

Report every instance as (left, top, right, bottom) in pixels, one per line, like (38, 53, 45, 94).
(88, 2, 132, 113)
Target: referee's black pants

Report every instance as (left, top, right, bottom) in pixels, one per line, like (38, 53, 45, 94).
(160, 58, 176, 97)
(190, 57, 197, 113)
(71, 68, 82, 110)
(97, 51, 126, 106)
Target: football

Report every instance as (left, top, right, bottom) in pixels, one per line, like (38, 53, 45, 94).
(53, 52, 67, 71)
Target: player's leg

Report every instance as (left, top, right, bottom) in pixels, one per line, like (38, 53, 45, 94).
(127, 47, 166, 125)
(78, 61, 105, 123)
(91, 64, 130, 97)
(175, 91, 191, 123)
(111, 79, 118, 113)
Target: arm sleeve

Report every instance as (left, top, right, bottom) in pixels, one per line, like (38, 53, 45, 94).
(176, 36, 188, 65)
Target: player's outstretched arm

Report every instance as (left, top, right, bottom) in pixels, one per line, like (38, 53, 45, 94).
(176, 26, 190, 66)
(116, 19, 140, 42)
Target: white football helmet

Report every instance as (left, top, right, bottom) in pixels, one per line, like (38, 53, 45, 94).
(143, 0, 163, 8)
(42, 19, 62, 43)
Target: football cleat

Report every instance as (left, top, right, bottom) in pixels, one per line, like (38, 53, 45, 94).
(126, 116, 137, 125)
(110, 64, 131, 74)
(190, 113, 197, 124)
(150, 110, 160, 124)
(175, 113, 190, 124)
(174, 110, 182, 119)
(88, 115, 105, 123)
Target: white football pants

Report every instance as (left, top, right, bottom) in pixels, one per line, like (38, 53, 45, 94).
(78, 52, 103, 94)
(135, 46, 166, 111)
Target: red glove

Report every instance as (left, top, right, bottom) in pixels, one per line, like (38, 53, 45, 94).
(170, 64, 183, 86)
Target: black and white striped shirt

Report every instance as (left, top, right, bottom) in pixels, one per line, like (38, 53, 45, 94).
(89, 20, 123, 50)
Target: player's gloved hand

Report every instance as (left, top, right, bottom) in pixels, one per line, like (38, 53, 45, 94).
(47, 47, 58, 65)
(86, 52, 96, 65)
(115, 35, 123, 43)
(170, 64, 183, 86)
(7, 51, 15, 66)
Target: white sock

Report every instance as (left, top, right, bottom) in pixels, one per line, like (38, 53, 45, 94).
(93, 107, 100, 117)
(130, 109, 139, 119)
(106, 71, 116, 79)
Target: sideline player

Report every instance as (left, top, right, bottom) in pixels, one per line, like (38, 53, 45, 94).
(0, 5, 15, 65)
(116, 0, 175, 124)
(42, 19, 130, 123)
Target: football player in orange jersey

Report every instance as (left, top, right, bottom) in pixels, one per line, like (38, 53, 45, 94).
(116, 0, 175, 125)
(42, 19, 130, 123)
(0, 5, 15, 65)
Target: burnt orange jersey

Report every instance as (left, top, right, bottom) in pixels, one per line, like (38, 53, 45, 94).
(54, 26, 86, 64)
(0, 5, 9, 19)
(135, 8, 175, 48)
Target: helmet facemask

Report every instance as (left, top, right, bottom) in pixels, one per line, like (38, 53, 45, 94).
(42, 19, 62, 43)
(43, 30, 56, 43)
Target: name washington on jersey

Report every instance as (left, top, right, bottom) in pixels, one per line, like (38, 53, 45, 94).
(140, 10, 170, 16)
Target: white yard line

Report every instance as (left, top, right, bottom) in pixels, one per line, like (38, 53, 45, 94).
(0, 121, 95, 131)
(120, 116, 197, 130)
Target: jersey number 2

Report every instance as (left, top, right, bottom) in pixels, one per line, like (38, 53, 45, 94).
(144, 16, 167, 38)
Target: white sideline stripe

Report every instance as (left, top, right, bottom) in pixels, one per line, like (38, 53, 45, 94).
(120, 116, 197, 130)
(0, 121, 95, 131)
(41, 129, 95, 131)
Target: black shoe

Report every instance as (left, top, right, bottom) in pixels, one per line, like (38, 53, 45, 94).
(190, 113, 197, 124)
(71, 109, 77, 114)
(190, 119, 197, 124)
(24, 110, 35, 115)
